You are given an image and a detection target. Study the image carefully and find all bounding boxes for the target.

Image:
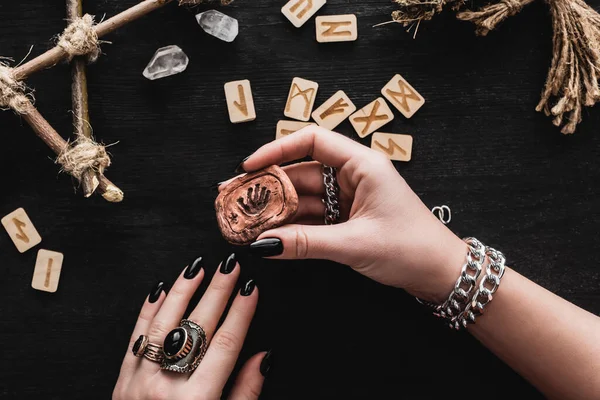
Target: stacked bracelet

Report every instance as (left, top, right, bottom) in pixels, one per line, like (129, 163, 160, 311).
(418, 237, 506, 330)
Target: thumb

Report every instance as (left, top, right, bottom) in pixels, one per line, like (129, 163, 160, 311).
(252, 222, 362, 264)
(228, 352, 268, 400)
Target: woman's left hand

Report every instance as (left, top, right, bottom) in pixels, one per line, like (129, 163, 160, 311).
(113, 255, 269, 400)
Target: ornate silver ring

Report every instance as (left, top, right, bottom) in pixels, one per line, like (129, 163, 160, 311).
(160, 319, 208, 373)
(132, 335, 164, 363)
(322, 165, 341, 225)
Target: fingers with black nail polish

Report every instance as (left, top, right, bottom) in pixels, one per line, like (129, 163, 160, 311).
(220, 253, 238, 274)
(249, 238, 283, 257)
(235, 156, 251, 173)
(260, 350, 273, 377)
(241, 279, 256, 296)
(148, 281, 164, 303)
(184, 256, 204, 279)
(211, 181, 227, 191)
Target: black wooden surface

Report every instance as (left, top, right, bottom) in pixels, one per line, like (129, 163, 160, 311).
(1, 1, 599, 399)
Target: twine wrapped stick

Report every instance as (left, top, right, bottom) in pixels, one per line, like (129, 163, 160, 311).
(1, 0, 231, 201)
(0, 16, 121, 201)
(392, 0, 600, 134)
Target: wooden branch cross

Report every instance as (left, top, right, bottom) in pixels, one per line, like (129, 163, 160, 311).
(0, 0, 217, 202)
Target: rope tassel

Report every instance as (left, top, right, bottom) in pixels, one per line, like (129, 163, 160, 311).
(456, 0, 536, 36)
(536, 0, 600, 134)
(392, 0, 600, 134)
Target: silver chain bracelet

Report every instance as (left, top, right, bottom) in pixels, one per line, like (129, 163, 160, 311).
(417, 237, 505, 330)
(322, 165, 341, 225)
(435, 238, 485, 326)
(452, 247, 506, 329)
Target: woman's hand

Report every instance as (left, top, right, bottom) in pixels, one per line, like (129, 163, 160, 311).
(239, 127, 467, 303)
(113, 256, 270, 400)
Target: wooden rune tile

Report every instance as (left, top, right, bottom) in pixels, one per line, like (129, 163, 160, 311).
(215, 166, 299, 245)
(284, 77, 319, 121)
(381, 74, 425, 118)
(349, 97, 394, 138)
(311, 90, 356, 130)
(224, 79, 256, 123)
(282, 0, 327, 28)
(276, 120, 315, 140)
(315, 14, 358, 43)
(32, 249, 64, 293)
(371, 132, 413, 162)
(1, 207, 42, 253)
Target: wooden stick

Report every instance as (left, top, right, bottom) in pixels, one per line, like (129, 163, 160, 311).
(68, 0, 98, 197)
(21, 100, 123, 202)
(13, 0, 174, 81)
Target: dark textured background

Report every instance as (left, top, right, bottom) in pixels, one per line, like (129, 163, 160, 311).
(1, 0, 599, 398)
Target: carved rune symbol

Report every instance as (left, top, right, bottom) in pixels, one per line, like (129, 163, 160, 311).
(289, 0, 313, 19)
(385, 80, 421, 113)
(353, 101, 389, 135)
(233, 84, 248, 116)
(12, 218, 29, 243)
(237, 184, 271, 215)
(280, 129, 295, 136)
(374, 138, 407, 156)
(286, 83, 316, 119)
(321, 21, 352, 37)
(44, 258, 54, 288)
(319, 98, 349, 119)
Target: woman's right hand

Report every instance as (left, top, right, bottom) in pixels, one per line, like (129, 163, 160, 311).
(238, 126, 467, 304)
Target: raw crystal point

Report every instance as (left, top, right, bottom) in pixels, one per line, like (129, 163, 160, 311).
(143, 45, 189, 81)
(196, 10, 238, 42)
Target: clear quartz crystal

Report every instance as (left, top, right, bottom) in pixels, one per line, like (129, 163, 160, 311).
(143, 45, 189, 81)
(196, 10, 238, 42)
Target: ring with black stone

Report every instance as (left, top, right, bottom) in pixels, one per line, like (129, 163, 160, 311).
(132, 335, 164, 363)
(160, 319, 208, 373)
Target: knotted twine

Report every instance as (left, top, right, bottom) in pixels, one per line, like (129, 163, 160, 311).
(1, 14, 109, 180)
(56, 137, 111, 180)
(392, 0, 600, 134)
(57, 14, 101, 63)
(0, 62, 31, 114)
(56, 14, 111, 181)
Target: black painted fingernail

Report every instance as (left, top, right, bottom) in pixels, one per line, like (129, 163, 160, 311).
(249, 238, 283, 257)
(220, 253, 237, 274)
(184, 257, 203, 280)
(235, 156, 250, 173)
(260, 350, 273, 377)
(241, 279, 256, 296)
(148, 281, 164, 303)
(211, 180, 227, 191)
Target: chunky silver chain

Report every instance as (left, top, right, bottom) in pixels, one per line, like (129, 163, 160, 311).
(453, 247, 506, 329)
(416, 238, 485, 324)
(322, 165, 341, 225)
(417, 237, 506, 330)
(435, 237, 485, 328)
